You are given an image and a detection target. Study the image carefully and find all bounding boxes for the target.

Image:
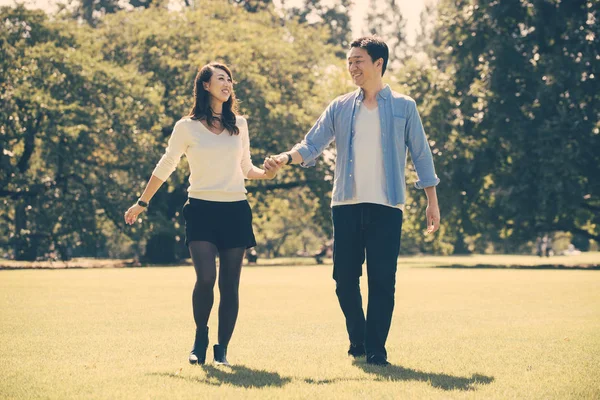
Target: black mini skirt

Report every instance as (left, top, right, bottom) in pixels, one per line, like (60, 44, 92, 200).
(182, 198, 257, 250)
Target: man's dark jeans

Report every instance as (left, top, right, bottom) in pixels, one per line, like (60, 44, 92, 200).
(332, 203, 403, 359)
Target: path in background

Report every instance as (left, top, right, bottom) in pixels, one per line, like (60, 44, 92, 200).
(2, 253, 598, 269)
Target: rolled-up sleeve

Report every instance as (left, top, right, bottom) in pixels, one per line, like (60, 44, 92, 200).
(405, 100, 440, 189)
(152, 120, 189, 181)
(293, 102, 336, 167)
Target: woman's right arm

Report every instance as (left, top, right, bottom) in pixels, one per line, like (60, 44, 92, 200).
(124, 120, 189, 225)
(124, 175, 164, 225)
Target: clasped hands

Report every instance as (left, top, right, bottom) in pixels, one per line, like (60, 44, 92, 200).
(262, 153, 287, 179)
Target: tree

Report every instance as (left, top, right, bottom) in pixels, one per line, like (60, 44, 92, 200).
(1, 5, 162, 260)
(228, 0, 271, 13)
(1, 1, 348, 261)
(57, 0, 164, 26)
(364, 0, 407, 63)
(286, 0, 353, 56)
(435, 0, 600, 246)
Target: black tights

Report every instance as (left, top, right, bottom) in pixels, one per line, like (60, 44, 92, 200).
(188, 241, 245, 348)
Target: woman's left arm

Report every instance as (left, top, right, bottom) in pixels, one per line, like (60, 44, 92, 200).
(247, 165, 277, 180)
(240, 118, 279, 180)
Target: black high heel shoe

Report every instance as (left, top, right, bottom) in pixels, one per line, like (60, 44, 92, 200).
(213, 344, 230, 366)
(189, 327, 209, 365)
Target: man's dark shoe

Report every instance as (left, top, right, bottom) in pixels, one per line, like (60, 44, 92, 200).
(366, 354, 390, 366)
(348, 343, 366, 358)
(189, 327, 209, 365)
(213, 344, 230, 366)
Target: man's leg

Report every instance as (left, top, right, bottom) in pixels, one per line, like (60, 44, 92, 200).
(332, 205, 366, 350)
(364, 204, 403, 361)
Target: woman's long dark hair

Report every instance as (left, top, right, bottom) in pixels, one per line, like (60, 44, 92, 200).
(189, 63, 240, 135)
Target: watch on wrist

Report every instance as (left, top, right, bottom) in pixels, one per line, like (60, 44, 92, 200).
(285, 152, 292, 165)
(137, 200, 148, 208)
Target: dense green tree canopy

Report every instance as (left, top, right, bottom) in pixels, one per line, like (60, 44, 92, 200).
(441, 0, 599, 245)
(1, 1, 345, 260)
(1, 0, 597, 261)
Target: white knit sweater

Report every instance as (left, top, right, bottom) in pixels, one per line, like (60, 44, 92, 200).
(152, 116, 254, 201)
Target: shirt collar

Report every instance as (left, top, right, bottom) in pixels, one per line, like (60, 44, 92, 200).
(356, 84, 391, 102)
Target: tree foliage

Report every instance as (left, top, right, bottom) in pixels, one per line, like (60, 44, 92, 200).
(1, 5, 162, 260)
(2, 0, 597, 260)
(0, 1, 343, 261)
(443, 0, 599, 245)
(397, 0, 600, 253)
(364, 0, 407, 61)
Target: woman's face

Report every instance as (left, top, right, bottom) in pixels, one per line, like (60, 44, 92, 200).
(203, 68, 232, 104)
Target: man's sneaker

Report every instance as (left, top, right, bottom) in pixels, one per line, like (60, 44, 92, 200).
(189, 327, 209, 365)
(213, 344, 230, 366)
(348, 343, 366, 358)
(366, 354, 390, 366)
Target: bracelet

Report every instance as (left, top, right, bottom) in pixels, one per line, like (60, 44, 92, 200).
(137, 199, 148, 208)
(285, 153, 292, 165)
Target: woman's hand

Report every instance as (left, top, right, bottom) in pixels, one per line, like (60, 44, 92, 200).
(262, 155, 285, 179)
(124, 203, 147, 225)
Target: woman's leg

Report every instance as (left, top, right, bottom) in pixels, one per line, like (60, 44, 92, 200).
(187, 240, 218, 364)
(216, 246, 245, 347)
(188, 241, 218, 328)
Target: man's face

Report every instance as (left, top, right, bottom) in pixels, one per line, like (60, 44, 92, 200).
(347, 47, 380, 87)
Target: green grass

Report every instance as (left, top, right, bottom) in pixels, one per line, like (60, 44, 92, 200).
(2, 252, 599, 269)
(1, 264, 599, 399)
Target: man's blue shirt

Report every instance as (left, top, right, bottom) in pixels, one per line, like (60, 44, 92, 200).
(293, 85, 440, 206)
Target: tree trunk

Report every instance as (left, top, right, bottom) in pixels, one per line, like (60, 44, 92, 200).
(14, 201, 37, 261)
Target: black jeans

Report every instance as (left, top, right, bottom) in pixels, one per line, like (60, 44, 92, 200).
(332, 203, 403, 358)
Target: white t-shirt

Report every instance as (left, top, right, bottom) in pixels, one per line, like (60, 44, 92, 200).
(152, 116, 253, 201)
(332, 104, 403, 210)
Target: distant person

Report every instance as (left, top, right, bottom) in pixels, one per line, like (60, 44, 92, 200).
(246, 248, 258, 264)
(545, 237, 553, 257)
(123, 63, 279, 366)
(563, 244, 581, 256)
(264, 36, 440, 366)
(537, 235, 549, 257)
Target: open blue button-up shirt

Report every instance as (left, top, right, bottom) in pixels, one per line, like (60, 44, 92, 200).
(293, 85, 440, 206)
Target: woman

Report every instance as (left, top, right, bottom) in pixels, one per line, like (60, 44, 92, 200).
(124, 63, 280, 366)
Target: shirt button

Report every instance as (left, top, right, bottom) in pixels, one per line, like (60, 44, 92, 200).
(349, 174, 352, 177)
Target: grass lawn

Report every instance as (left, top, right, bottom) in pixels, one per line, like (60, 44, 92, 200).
(1, 261, 599, 399)
(1, 252, 599, 270)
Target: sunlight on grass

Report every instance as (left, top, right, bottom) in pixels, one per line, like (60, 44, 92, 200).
(1, 252, 598, 270)
(1, 265, 599, 399)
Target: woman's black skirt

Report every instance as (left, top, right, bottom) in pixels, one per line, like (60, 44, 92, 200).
(183, 198, 256, 250)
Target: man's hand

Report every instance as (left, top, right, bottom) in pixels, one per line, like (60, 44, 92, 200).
(263, 154, 287, 172)
(425, 204, 440, 235)
(262, 155, 285, 179)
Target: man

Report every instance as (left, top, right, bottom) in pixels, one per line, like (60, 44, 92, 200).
(264, 36, 440, 366)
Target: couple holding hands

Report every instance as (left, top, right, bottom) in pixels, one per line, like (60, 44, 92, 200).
(124, 36, 440, 367)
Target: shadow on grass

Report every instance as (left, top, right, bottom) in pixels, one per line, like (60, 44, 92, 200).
(436, 264, 599, 270)
(150, 364, 292, 388)
(151, 362, 492, 391)
(353, 361, 494, 391)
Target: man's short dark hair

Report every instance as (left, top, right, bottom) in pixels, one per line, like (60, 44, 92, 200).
(350, 36, 389, 76)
